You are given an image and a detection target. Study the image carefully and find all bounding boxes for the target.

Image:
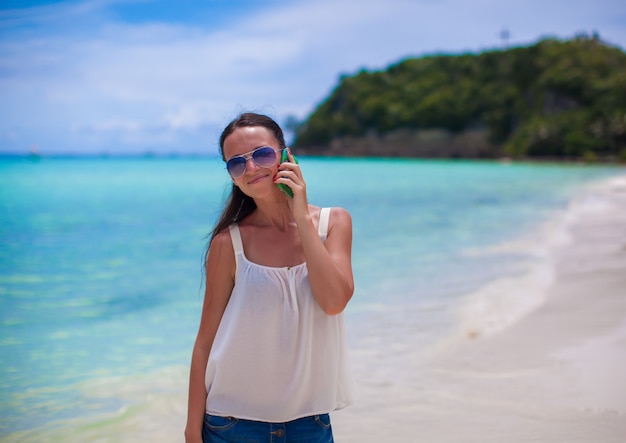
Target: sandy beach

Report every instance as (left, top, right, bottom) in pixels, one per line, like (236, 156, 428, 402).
(333, 174, 626, 442)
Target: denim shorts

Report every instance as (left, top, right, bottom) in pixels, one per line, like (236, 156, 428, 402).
(202, 413, 334, 443)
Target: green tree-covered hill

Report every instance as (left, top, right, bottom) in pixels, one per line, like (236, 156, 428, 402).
(293, 36, 626, 161)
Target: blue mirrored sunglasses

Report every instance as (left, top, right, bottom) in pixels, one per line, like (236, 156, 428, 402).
(225, 146, 280, 179)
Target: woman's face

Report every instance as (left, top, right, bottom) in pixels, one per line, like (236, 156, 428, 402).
(223, 126, 282, 196)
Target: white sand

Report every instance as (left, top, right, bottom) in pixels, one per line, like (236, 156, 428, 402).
(332, 174, 626, 443)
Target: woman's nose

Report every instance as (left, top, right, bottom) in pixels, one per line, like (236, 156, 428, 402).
(245, 157, 259, 173)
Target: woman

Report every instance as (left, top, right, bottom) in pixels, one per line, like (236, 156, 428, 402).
(185, 113, 355, 443)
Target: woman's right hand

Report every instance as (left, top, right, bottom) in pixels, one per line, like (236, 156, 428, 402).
(185, 429, 203, 443)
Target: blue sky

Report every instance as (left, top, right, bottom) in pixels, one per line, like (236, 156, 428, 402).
(1, 0, 625, 155)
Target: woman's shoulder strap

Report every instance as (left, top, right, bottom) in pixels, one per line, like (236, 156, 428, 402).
(318, 207, 331, 241)
(228, 223, 244, 254)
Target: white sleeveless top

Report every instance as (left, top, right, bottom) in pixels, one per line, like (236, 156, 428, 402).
(204, 207, 355, 422)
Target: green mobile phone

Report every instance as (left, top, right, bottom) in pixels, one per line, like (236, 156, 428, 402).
(277, 148, 298, 198)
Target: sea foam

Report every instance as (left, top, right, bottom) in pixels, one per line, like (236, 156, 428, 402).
(452, 176, 625, 341)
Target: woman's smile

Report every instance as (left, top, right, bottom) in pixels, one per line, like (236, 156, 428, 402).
(246, 172, 271, 185)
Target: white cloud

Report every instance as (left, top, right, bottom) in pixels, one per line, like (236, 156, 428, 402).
(1, 0, 625, 154)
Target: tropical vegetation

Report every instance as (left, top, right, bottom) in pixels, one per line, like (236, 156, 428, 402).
(293, 35, 626, 161)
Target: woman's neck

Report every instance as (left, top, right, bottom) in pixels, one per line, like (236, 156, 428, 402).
(246, 200, 295, 232)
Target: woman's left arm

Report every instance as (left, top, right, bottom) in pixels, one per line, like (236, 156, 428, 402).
(276, 149, 354, 315)
(297, 207, 354, 315)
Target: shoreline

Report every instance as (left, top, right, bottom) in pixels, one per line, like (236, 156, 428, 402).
(332, 174, 626, 442)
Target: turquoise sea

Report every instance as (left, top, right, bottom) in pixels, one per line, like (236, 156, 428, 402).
(0, 156, 623, 439)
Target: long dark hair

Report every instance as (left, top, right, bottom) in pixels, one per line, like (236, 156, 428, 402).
(208, 112, 287, 244)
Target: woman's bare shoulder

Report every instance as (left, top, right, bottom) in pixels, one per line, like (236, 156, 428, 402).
(328, 206, 352, 225)
(210, 227, 233, 249)
(206, 227, 235, 272)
